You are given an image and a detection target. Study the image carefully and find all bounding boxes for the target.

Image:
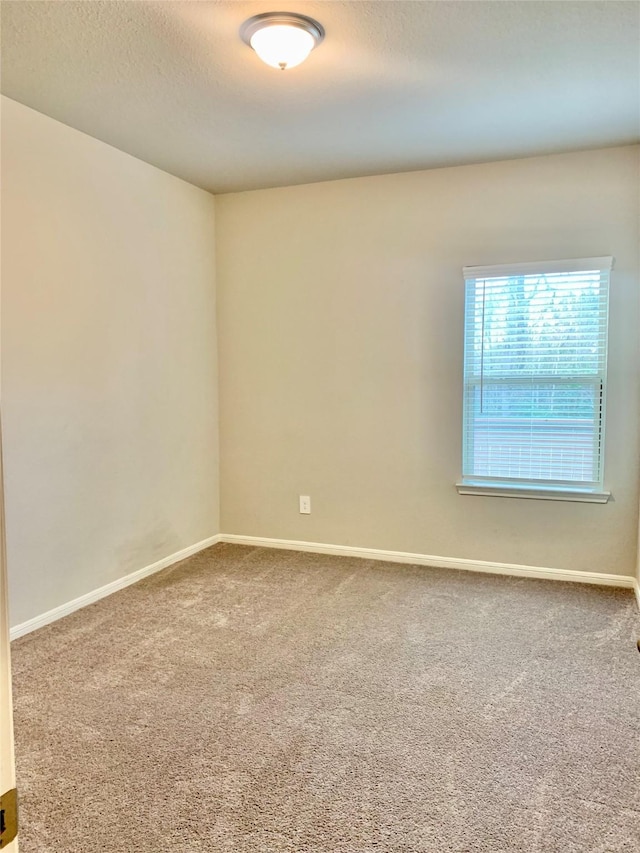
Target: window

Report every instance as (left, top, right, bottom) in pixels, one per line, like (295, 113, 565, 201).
(457, 257, 612, 502)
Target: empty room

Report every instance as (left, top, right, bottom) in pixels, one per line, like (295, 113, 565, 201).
(0, 1, 639, 851)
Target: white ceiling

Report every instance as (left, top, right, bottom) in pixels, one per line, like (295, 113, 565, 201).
(1, 1, 639, 193)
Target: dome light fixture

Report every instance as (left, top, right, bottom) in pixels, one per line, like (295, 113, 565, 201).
(240, 12, 325, 71)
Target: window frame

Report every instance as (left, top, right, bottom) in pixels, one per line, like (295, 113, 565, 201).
(456, 257, 612, 503)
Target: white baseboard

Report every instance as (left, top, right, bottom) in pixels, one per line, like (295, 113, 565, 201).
(11, 532, 637, 640)
(10, 534, 222, 641)
(221, 534, 636, 590)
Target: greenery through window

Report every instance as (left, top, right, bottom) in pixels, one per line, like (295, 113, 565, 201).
(461, 258, 611, 493)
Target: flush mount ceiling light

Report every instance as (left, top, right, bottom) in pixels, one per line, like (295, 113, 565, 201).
(240, 12, 324, 71)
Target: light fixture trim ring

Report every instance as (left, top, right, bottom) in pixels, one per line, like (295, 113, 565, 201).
(240, 12, 325, 49)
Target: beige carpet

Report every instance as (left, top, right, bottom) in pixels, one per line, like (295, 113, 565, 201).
(11, 543, 640, 852)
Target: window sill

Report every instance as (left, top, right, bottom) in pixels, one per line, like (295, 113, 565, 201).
(455, 482, 611, 503)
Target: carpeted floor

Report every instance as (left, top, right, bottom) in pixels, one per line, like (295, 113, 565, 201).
(10, 543, 640, 852)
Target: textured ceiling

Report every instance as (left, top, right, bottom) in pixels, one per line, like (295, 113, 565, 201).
(1, 1, 639, 193)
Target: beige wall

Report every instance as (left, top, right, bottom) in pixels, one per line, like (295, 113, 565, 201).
(216, 146, 640, 576)
(1, 97, 219, 627)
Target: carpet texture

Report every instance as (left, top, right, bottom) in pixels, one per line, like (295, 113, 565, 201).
(11, 543, 640, 852)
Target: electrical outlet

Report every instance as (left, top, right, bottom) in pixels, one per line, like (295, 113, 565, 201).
(299, 495, 311, 514)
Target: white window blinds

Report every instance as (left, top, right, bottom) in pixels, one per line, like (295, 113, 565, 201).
(461, 257, 612, 495)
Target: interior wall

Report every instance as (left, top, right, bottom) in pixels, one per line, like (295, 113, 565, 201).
(1, 96, 220, 627)
(216, 145, 640, 577)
